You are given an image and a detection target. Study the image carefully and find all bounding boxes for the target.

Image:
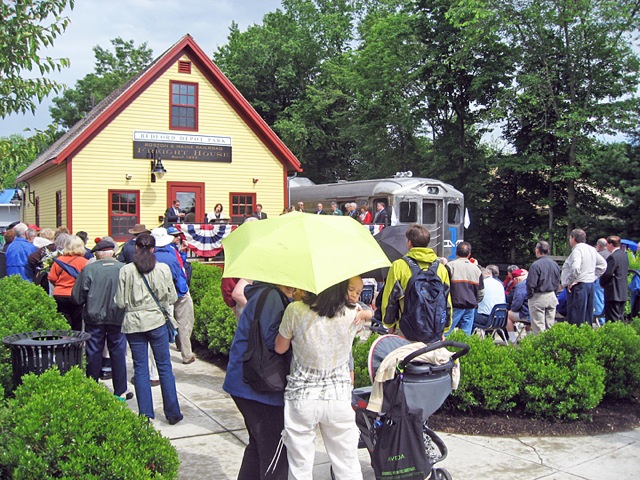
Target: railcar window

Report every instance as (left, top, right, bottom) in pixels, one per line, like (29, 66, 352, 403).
(448, 204, 461, 224)
(399, 201, 418, 223)
(422, 202, 436, 224)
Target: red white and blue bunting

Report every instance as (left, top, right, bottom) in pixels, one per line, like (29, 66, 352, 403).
(175, 224, 237, 258)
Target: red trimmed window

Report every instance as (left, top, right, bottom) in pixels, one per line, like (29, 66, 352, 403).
(230, 193, 256, 223)
(109, 190, 139, 241)
(170, 81, 198, 130)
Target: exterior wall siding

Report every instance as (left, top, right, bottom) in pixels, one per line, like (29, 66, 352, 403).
(24, 163, 67, 228)
(64, 54, 287, 242)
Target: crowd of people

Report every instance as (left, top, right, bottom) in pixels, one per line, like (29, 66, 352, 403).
(0, 221, 197, 425)
(2, 215, 634, 478)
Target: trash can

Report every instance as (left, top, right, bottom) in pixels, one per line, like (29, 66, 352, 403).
(2, 330, 91, 388)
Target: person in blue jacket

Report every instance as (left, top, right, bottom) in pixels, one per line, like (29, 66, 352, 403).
(5, 223, 37, 281)
(150, 228, 196, 364)
(223, 281, 294, 480)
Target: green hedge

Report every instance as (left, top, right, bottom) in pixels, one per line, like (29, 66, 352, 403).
(346, 321, 640, 421)
(515, 323, 605, 420)
(447, 330, 523, 412)
(593, 321, 640, 399)
(0, 276, 69, 395)
(0, 367, 179, 479)
(190, 262, 237, 354)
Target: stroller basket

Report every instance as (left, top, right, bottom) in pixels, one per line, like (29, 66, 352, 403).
(401, 360, 455, 421)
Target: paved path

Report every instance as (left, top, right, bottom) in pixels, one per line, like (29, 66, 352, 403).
(115, 347, 640, 479)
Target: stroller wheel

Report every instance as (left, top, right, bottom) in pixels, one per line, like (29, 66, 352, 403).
(432, 467, 452, 480)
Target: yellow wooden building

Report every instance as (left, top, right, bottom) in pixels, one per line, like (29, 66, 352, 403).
(16, 34, 302, 244)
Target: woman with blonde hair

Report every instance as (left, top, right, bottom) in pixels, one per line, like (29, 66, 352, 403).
(48, 235, 89, 330)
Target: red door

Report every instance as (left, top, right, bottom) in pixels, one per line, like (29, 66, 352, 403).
(167, 182, 205, 223)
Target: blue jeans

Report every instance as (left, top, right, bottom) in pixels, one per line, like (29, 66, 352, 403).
(447, 308, 476, 336)
(126, 325, 182, 421)
(85, 323, 128, 396)
(566, 282, 595, 326)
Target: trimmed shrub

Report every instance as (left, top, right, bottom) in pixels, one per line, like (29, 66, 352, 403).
(447, 330, 522, 412)
(631, 317, 640, 336)
(515, 323, 605, 420)
(593, 321, 640, 399)
(0, 276, 69, 394)
(190, 262, 237, 354)
(353, 333, 378, 388)
(0, 367, 179, 479)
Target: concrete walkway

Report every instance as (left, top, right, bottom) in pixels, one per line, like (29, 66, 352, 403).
(117, 347, 640, 479)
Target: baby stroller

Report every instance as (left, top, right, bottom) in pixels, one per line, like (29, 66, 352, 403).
(344, 334, 469, 480)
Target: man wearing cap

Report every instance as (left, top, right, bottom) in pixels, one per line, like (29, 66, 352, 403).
(506, 269, 530, 344)
(5, 223, 38, 281)
(151, 228, 196, 364)
(117, 224, 150, 264)
(72, 240, 131, 400)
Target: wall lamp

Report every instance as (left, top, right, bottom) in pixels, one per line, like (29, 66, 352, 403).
(252, 177, 259, 184)
(10, 184, 36, 206)
(147, 147, 167, 183)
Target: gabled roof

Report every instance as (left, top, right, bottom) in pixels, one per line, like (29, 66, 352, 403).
(17, 34, 302, 182)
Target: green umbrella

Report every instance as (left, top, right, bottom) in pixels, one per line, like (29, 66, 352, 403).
(222, 212, 391, 294)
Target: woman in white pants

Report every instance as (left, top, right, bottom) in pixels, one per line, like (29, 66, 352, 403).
(275, 279, 364, 480)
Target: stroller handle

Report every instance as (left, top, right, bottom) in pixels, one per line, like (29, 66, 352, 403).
(398, 340, 470, 369)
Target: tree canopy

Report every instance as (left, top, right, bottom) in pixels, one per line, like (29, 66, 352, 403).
(49, 37, 153, 130)
(0, 0, 75, 118)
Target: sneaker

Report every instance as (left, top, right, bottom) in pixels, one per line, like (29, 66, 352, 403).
(100, 368, 112, 380)
(116, 390, 134, 401)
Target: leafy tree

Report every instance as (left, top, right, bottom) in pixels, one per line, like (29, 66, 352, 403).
(449, 0, 640, 244)
(0, 0, 74, 118)
(49, 37, 153, 130)
(0, 127, 58, 189)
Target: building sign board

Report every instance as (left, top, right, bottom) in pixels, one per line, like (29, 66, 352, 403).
(133, 131, 232, 162)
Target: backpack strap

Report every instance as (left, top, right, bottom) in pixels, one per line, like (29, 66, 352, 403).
(53, 258, 80, 279)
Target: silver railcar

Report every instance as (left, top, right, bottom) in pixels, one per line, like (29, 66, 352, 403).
(290, 177, 465, 259)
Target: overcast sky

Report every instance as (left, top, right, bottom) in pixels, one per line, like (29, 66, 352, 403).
(0, 0, 282, 137)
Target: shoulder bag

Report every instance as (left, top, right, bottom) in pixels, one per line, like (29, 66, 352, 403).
(139, 270, 178, 343)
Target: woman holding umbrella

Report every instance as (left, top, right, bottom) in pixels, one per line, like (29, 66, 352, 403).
(275, 279, 364, 480)
(222, 281, 295, 480)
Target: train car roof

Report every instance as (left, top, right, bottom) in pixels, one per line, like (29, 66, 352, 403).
(290, 177, 463, 200)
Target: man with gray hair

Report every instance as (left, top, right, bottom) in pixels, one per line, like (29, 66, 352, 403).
(5, 223, 38, 281)
(561, 229, 607, 326)
(72, 239, 131, 400)
(526, 240, 561, 334)
(596, 238, 610, 260)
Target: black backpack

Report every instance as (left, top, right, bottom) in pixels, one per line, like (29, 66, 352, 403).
(399, 257, 450, 344)
(243, 287, 290, 392)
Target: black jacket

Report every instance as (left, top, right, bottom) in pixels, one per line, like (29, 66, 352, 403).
(600, 249, 629, 302)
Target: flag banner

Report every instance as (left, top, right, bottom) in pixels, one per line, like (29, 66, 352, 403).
(175, 224, 238, 257)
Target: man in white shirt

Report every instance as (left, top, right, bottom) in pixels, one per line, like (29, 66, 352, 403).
(474, 267, 506, 329)
(561, 228, 607, 326)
